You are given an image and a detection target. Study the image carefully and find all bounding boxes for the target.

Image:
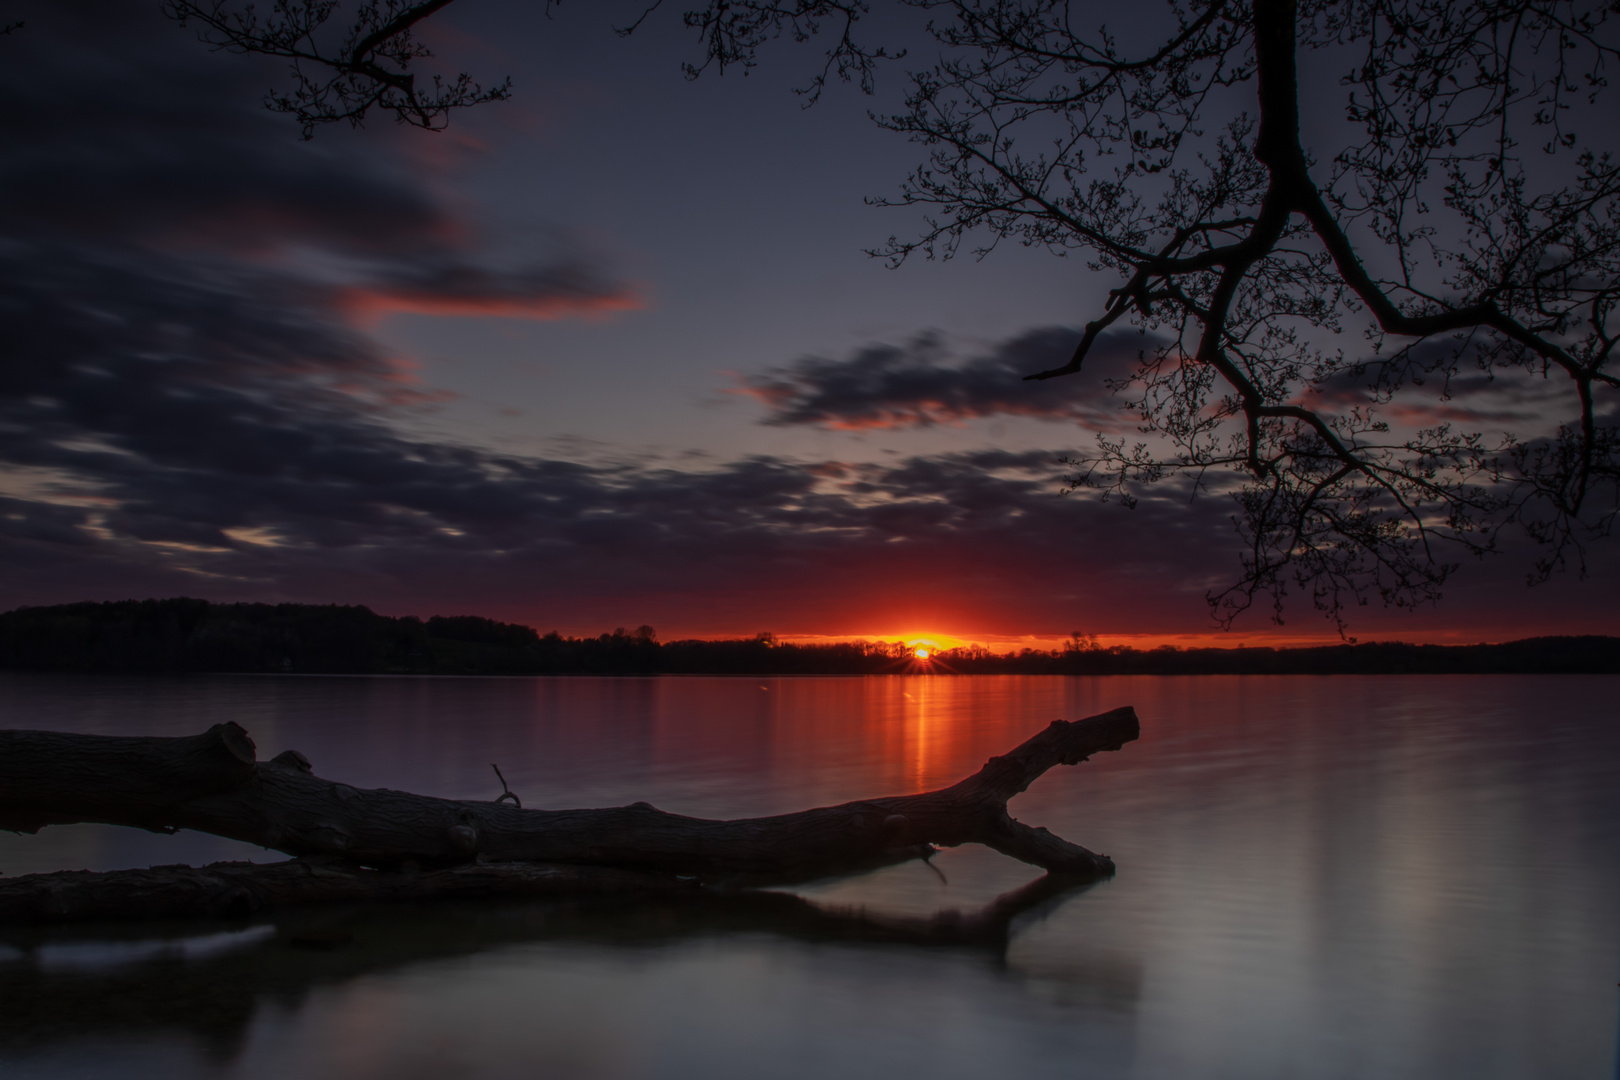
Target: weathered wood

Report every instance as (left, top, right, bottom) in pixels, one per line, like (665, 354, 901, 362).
(0, 724, 256, 834)
(0, 707, 1138, 918)
(0, 859, 696, 923)
(0, 856, 1096, 935)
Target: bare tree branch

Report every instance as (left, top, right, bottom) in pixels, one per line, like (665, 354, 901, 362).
(160, 0, 1620, 631)
(165, 0, 512, 136)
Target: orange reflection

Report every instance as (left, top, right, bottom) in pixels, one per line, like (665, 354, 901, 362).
(894, 675, 987, 792)
(903, 677, 934, 790)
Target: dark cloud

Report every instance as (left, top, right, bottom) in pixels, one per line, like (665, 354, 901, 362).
(743, 327, 1592, 439)
(339, 257, 642, 323)
(0, 1, 638, 319)
(1, 229, 1607, 638)
(0, 181, 1229, 633)
(1302, 340, 1582, 430)
(739, 328, 1154, 430)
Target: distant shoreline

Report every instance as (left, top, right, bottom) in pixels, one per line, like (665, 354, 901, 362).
(3, 599, 1616, 676)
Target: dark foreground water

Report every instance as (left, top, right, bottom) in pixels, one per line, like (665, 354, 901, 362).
(0, 673, 1615, 1080)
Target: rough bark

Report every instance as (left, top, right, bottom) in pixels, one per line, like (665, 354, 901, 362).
(0, 859, 703, 924)
(0, 707, 1138, 921)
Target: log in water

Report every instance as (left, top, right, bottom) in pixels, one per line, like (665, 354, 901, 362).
(0, 707, 1139, 922)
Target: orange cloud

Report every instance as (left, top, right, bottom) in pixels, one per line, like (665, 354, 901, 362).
(336, 284, 644, 327)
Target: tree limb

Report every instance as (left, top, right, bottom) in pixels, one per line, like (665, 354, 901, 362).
(0, 708, 1140, 921)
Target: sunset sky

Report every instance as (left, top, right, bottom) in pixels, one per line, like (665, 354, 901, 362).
(3, 0, 1615, 649)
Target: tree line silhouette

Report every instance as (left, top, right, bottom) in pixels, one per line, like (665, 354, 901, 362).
(0, 599, 1613, 676)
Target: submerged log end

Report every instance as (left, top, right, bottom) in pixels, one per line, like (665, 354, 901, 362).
(985, 817, 1115, 879)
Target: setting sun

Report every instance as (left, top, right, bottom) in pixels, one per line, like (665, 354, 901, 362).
(913, 648, 930, 660)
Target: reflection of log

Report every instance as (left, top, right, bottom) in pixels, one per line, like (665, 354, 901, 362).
(0, 707, 1138, 922)
(0, 878, 1127, 1060)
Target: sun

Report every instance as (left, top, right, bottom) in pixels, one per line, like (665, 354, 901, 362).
(913, 648, 930, 660)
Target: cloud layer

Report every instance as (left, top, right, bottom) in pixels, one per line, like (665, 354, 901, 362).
(1, 2, 1611, 642)
(739, 328, 1150, 430)
(0, 228, 1231, 632)
(0, 2, 638, 325)
(0, 6, 1227, 635)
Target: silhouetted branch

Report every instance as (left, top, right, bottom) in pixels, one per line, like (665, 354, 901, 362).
(0, 709, 1138, 922)
(160, 1, 1620, 629)
(164, 0, 511, 136)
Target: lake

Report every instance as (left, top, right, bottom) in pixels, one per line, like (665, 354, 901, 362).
(0, 673, 1616, 1079)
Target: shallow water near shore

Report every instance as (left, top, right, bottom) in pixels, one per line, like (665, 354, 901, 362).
(1, 672, 1616, 1079)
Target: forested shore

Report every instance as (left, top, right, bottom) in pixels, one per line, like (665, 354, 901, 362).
(1, 599, 1615, 676)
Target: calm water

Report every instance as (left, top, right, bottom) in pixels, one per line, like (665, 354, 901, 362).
(0, 673, 1615, 1079)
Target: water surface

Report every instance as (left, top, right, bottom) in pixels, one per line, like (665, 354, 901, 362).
(1, 673, 1615, 1079)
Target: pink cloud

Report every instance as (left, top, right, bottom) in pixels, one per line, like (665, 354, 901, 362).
(336, 283, 644, 326)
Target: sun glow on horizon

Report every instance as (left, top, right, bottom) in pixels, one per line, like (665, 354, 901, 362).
(893, 631, 968, 652)
(766, 628, 1391, 653)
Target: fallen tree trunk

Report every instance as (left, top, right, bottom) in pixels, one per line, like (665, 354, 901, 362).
(0, 859, 699, 923)
(0, 855, 1092, 934)
(0, 707, 1138, 921)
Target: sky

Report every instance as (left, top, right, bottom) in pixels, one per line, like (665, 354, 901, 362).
(1, 0, 1615, 648)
